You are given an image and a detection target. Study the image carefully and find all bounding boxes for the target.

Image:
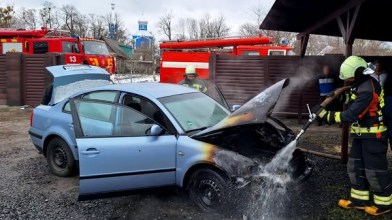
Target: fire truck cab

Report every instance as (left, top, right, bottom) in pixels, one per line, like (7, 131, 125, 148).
(0, 27, 115, 74)
(159, 35, 293, 84)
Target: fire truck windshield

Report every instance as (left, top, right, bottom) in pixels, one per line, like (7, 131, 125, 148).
(81, 41, 110, 56)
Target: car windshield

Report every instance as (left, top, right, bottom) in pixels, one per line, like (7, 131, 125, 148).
(159, 92, 230, 133)
(81, 41, 110, 56)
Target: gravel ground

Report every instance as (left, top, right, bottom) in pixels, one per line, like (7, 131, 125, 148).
(1, 106, 392, 220)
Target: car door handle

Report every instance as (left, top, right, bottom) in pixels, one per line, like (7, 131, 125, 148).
(68, 123, 74, 130)
(81, 148, 100, 155)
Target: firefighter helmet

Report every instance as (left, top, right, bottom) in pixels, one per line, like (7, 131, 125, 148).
(184, 65, 198, 77)
(339, 56, 367, 80)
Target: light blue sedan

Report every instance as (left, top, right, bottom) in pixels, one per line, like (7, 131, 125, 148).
(29, 65, 312, 213)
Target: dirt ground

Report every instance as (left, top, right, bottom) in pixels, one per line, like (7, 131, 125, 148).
(1, 106, 392, 220)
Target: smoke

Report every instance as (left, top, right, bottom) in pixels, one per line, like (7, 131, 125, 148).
(273, 64, 321, 114)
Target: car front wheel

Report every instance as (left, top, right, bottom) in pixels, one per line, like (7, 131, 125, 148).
(46, 137, 76, 177)
(189, 168, 234, 214)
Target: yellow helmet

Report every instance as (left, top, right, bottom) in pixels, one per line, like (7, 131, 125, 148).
(184, 65, 198, 77)
(339, 56, 367, 80)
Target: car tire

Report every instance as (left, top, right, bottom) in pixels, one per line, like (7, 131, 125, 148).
(46, 137, 76, 177)
(189, 168, 235, 214)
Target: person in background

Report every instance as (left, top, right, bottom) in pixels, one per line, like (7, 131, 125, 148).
(318, 65, 336, 103)
(317, 65, 336, 125)
(178, 65, 208, 93)
(369, 60, 387, 89)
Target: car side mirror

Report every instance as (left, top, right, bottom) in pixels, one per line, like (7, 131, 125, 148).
(150, 124, 163, 136)
(232, 105, 241, 112)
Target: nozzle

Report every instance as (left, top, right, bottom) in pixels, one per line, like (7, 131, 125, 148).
(295, 129, 305, 141)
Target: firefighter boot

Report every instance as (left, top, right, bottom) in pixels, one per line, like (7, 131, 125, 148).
(364, 205, 391, 216)
(338, 199, 368, 210)
(365, 193, 392, 216)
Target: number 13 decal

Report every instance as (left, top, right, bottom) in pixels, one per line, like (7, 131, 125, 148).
(69, 56, 77, 62)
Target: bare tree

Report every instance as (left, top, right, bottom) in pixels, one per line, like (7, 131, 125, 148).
(156, 10, 173, 40)
(14, 7, 37, 29)
(61, 5, 78, 34)
(186, 18, 198, 39)
(198, 13, 229, 38)
(88, 14, 106, 39)
(242, 1, 299, 53)
(251, 0, 265, 26)
(353, 39, 383, 56)
(239, 22, 258, 36)
(39, 1, 58, 28)
(73, 13, 89, 37)
(212, 14, 230, 37)
(175, 18, 187, 40)
(198, 13, 210, 38)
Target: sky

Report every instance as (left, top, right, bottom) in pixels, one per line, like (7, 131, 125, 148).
(6, 0, 276, 41)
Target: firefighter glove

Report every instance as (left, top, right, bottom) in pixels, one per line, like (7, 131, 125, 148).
(312, 105, 324, 116)
(318, 110, 338, 125)
(335, 93, 350, 104)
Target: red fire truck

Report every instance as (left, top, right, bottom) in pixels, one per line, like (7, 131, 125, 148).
(159, 35, 293, 83)
(0, 27, 115, 74)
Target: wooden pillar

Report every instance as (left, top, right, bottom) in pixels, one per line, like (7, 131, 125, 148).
(6, 52, 23, 106)
(300, 34, 309, 58)
(336, 4, 361, 164)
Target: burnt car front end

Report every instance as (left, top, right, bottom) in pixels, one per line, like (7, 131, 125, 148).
(194, 117, 313, 189)
(192, 78, 313, 190)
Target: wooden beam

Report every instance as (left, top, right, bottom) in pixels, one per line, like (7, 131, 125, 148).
(297, 0, 366, 40)
(347, 5, 361, 44)
(337, 16, 346, 41)
(300, 34, 309, 57)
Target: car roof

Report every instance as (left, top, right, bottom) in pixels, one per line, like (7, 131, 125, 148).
(93, 82, 199, 98)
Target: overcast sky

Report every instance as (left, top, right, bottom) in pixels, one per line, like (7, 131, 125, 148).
(7, 0, 275, 41)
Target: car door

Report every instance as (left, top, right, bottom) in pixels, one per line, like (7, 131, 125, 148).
(206, 84, 230, 111)
(69, 98, 178, 200)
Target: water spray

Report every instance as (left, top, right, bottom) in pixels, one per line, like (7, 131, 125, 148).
(247, 86, 352, 219)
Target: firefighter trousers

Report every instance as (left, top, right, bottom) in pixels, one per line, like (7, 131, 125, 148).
(348, 138, 392, 199)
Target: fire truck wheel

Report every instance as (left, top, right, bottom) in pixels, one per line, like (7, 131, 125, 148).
(46, 137, 76, 177)
(189, 168, 236, 215)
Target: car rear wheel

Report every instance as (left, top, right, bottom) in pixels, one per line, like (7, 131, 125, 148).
(189, 168, 235, 214)
(46, 137, 75, 177)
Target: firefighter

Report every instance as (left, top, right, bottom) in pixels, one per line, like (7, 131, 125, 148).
(178, 65, 208, 93)
(315, 55, 391, 216)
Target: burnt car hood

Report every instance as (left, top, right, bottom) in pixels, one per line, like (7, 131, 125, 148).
(193, 78, 290, 138)
(46, 65, 110, 105)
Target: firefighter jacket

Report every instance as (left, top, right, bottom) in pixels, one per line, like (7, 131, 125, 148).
(178, 78, 208, 93)
(335, 76, 386, 139)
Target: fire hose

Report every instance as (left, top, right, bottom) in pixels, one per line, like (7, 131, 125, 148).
(295, 86, 351, 141)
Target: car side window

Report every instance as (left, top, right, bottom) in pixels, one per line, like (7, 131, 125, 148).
(74, 100, 155, 137)
(122, 94, 174, 133)
(63, 91, 118, 112)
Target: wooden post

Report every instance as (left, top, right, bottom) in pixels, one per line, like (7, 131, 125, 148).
(6, 52, 23, 106)
(336, 4, 361, 164)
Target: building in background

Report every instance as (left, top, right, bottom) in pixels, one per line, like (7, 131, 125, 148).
(108, 2, 118, 40)
(100, 37, 132, 73)
(132, 14, 154, 49)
